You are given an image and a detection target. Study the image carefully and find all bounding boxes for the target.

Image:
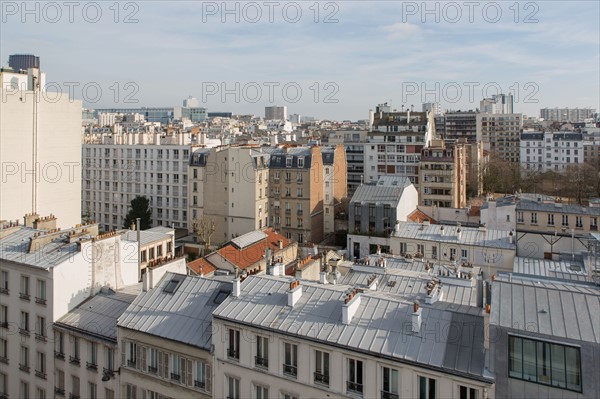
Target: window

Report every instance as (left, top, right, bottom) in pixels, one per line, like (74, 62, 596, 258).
(0, 338, 7, 362)
(431, 246, 437, 260)
(36, 351, 46, 378)
(125, 383, 137, 399)
(195, 360, 211, 391)
(126, 342, 136, 367)
(286, 157, 293, 167)
(459, 385, 478, 399)
(418, 376, 436, 399)
(255, 384, 269, 399)
(36, 279, 46, 303)
(461, 249, 468, 259)
(228, 329, 240, 360)
(171, 354, 181, 381)
(0, 305, 6, 328)
(88, 342, 97, 368)
(71, 336, 80, 363)
(548, 214, 554, 226)
(0, 373, 6, 396)
(20, 381, 29, 399)
(283, 394, 298, 399)
(56, 369, 65, 394)
(575, 216, 583, 228)
(283, 342, 298, 377)
(517, 211, 524, 223)
(509, 335, 581, 392)
(315, 350, 330, 386)
(562, 215, 569, 227)
(347, 358, 364, 395)
(255, 335, 269, 368)
(531, 212, 538, 224)
(34, 315, 46, 340)
(227, 376, 240, 399)
(71, 376, 80, 399)
(382, 367, 399, 399)
(148, 348, 158, 373)
(20, 311, 29, 333)
(105, 389, 115, 399)
(297, 157, 304, 167)
(20, 275, 30, 299)
(106, 346, 114, 371)
(55, 331, 64, 357)
(0, 271, 8, 293)
(20, 345, 29, 371)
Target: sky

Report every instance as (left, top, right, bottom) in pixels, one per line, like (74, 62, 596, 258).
(2, 0, 599, 120)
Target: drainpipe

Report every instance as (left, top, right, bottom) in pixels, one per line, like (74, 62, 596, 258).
(137, 218, 141, 282)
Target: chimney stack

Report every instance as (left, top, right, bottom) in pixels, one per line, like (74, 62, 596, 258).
(412, 302, 422, 333)
(288, 280, 302, 307)
(232, 278, 241, 297)
(320, 271, 328, 284)
(342, 288, 361, 325)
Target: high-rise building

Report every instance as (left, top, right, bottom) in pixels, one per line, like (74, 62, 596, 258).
(8, 53, 40, 71)
(480, 94, 514, 114)
(265, 106, 288, 120)
(0, 67, 82, 228)
(477, 113, 523, 163)
(422, 102, 441, 115)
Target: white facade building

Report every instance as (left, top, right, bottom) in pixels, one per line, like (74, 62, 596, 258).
(480, 94, 514, 114)
(0, 68, 82, 229)
(520, 131, 584, 172)
(265, 106, 288, 121)
(82, 133, 193, 232)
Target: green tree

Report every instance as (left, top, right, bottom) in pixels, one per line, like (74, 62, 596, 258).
(123, 196, 152, 230)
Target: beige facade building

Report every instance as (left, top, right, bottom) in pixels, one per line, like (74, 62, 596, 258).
(419, 139, 467, 208)
(1, 67, 82, 228)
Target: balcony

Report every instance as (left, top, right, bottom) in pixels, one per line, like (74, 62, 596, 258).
(127, 359, 136, 367)
(297, 210, 303, 216)
(19, 364, 30, 373)
(171, 373, 181, 381)
(194, 380, 206, 390)
(19, 328, 30, 336)
(381, 391, 399, 399)
(285, 209, 292, 215)
(227, 349, 239, 360)
(255, 355, 268, 368)
(69, 356, 80, 365)
(148, 366, 158, 374)
(19, 293, 30, 301)
(314, 372, 329, 385)
(283, 364, 297, 377)
(347, 381, 363, 395)
(55, 351, 65, 360)
(592, 225, 598, 231)
(0, 356, 7, 364)
(54, 388, 65, 396)
(35, 297, 47, 305)
(35, 370, 47, 379)
(35, 333, 47, 342)
(0, 288, 8, 295)
(0, 322, 8, 329)
(86, 362, 98, 371)
(69, 394, 80, 399)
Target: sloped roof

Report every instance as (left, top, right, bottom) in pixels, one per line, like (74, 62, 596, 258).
(187, 257, 217, 276)
(350, 177, 413, 206)
(118, 273, 231, 349)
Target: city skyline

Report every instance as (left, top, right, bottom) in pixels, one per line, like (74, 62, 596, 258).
(2, 1, 598, 120)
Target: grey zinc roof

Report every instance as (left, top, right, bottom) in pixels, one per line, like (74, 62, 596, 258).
(0, 226, 79, 268)
(513, 256, 590, 282)
(230, 230, 267, 249)
(56, 285, 140, 341)
(490, 276, 600, 344)
(392, 222, 515, 249)
(117, 273, 230, 349)
(516, 200, 600, 216)
(350, 177, 412, 206)
(213, 275, 491, 382)
(122, 230, 171, 246)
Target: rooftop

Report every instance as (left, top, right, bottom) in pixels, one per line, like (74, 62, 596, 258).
(118, 273, 231, 349)
(513, 256, 590, 283)
(516, 200, 600, 216)
(55, 285, 140, 341)
(350, 176, 413, 206)
(213, 275, 491, 382)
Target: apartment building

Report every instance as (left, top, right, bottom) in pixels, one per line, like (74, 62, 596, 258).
(1, 67, 82, 228)
(349, 176, 418, 235)
(52, 285, 139, 399)
(540, 107, 596, 123)
(212, 274, 496, 399)
(348, 221, 516, 277)
(265, 106, 288, 121)
(490, 272, 600, 398)
(117, 273, 231, 399)
(443, 111, 478, 142)
(0, 215, 143, 399)
(477, 113, 523, 162)
(327, 131, 368, 197)
(520, 131, 584, 172)
(480, 94, 514, 114)
(82, 132, 193, 232)
(364, 105, 431, 185)
(419, 139, 467, 208)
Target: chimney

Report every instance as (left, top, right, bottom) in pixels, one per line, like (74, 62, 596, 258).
(33, 214, 57, 231)
(367, 274, 378, 291)
(24, 213, 40, 228)
(509, 229, 514, 244)
(456, 223, 462, 240)
(288, 280, 302, 307)
(440, 225, 445, 236)
(412, 302, 422, 333)
(342, 289, 361, 325)
(278, 239, 283, 250)
(320, 271, 328, 284)
(232, 278, 241, 297)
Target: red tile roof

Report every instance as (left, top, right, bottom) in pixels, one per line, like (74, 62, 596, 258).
(187, 258, 217, 276)
(407, 209, 437, 224)
(216, 228, 292, 270)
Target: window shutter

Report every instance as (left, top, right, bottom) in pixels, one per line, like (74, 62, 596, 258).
(136, 345, 142, 371)
(163, 352, 169, 378)
(121, 340, 126, 367)
(206, 364, 212, 392)
(132, 385, 137, 399)
(186, 358, 193, 386)
(158, 350, 164, 377)
(180, 357, 186, 383)
(141, 346, 147, 371)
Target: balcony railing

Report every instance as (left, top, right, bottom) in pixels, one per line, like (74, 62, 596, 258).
(0, 322, 8, 329)
(19, 364, 30, 373)
(194, 380, 206, 389)
(86, 362, 98, 371)
(0, 288, 8, 295)
(314, 372, 329, 385)
(19, 328, 30, 336)
(148, 366, 158, 374)
(285, 209, 291, 215)
(127, 359, 136, 367)
(347, 381, 363, 394)
(592, 225, 599, 231)
(255, 356, 268, 368)
(35, 297, 47, 305)
(55, 351, 65, 360)
(171, 373, 181, 381)
(297, 210, 303, 216)
(35, 370, 47, 379)
(381, 391, 399, 399)
(69, 393, 80, 399)
(19, 293, 30, 301)
(283, 363, 297, 377)
(35, 333, 47, 342)
(69, 356, 80, 365)
(0, 356, 8, 364)
(55, 388, 65, 396)
(227, 349, 239, 360)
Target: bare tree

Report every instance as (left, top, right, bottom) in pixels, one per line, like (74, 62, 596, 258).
(192, 215, 216, 255)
